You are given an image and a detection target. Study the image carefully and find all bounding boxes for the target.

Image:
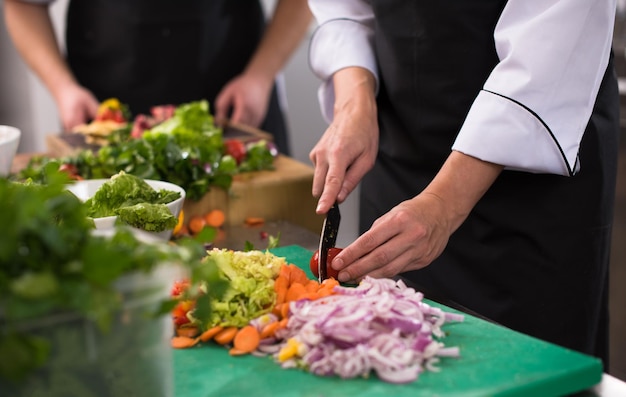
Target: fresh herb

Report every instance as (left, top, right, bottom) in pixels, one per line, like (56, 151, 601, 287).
(0, 170, 227, 383)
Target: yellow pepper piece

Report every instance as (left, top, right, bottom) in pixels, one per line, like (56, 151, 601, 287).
(277, 338, 301, 362)
(97, 98, 122, 113)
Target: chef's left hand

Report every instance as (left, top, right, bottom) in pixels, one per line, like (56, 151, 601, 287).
(214, 73, 272, 128)
(331, 151, 504, 283)
(330, 193, 453, 283)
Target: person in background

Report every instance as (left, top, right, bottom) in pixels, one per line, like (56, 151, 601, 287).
(3, 0, 312, 154)
(307, 0, 619, 368)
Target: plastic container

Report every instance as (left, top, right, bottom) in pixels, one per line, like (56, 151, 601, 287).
(1, 264, 182, 397)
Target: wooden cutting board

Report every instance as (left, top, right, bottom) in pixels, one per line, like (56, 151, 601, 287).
(172, 245, 602, 397)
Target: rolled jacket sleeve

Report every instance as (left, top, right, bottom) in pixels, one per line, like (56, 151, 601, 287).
(308, 0, 378, 124)
(453, 0, 616, 176)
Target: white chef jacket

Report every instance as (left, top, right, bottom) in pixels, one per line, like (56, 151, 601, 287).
(308, 0, 617, 176)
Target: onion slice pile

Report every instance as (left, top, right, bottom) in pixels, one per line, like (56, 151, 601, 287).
(259, 276, 464, 384)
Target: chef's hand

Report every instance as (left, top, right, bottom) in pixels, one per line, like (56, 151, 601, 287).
(214, 73, 272, 129)
(330, 151, 504, 283)
(332, 193, 452, 283)
(310, 67, 379, 214)
(56, 84, 99, 131)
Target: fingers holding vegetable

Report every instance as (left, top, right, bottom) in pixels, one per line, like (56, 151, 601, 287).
(332, 196, 452, 283)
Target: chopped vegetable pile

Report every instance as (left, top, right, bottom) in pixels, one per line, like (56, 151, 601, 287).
(170, 252, 464, 385)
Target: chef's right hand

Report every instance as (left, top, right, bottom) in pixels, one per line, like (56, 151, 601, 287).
(309, 67, 379, 214)
(56, 84, 99, 131)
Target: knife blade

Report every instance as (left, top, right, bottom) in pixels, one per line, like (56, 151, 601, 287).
(318, 201, 341, 282)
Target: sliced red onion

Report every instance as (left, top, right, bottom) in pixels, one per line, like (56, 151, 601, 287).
(252, 276, 463, 384)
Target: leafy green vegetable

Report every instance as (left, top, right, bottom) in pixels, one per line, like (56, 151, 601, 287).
(116, 203, 177, 232)
(190, 249, 286, 329)
(85, 172, 171, 218)
(11, 100, 276, 201)
(0, 169, 226, 384)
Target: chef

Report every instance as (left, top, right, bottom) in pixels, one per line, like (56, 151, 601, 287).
(3, 0, 312, 154)
(307, 0, 619, 367)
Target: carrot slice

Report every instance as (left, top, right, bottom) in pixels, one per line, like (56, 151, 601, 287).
(298, 292, 320, 301)
(260, 321, 280, 339)
(285, 282, 307, 302)
(305, 279, 320, 293)
(228, 347, 249, 356)
(232, 325, 261, 354)
(213, 326, 239, 345)
(199, 325, 224, 342)
(171, 336, 199, 349)
(280, 302, 290, 319)
(276, 318, 289, 330)
(288, 264, 309, 286)
(278, 264, 291, 285)
(205, 209, 226, 228)
(188, 215, 207, 235)
(176, 326, 200, 338)
(244, 217, 265, 226)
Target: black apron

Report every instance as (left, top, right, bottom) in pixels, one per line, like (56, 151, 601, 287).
(363, 0, 619, 366)
(64, 0, 290, 154)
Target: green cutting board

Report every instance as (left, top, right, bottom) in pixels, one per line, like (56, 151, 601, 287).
(173, 245, 602, 397)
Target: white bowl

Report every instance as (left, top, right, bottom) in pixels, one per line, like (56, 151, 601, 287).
(0, 125, 21, 177)
(66, 178, 185, 241)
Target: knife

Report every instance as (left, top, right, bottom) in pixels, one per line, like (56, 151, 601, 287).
(318, 201, 341, 282)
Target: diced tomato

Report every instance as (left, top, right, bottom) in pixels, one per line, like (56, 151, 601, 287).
(150, 104, 176, 122)
(173, 316, 191, 326)
(95, 108, 126, 123)
(224, 139, 246, 165)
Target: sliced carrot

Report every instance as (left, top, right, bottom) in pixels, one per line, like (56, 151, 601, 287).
(171, 336, 199, 349)
(232, 325, 261, 354)
(317, 287, 334, 298)
(285, 282, 307, 302)
(305, 279, 320, 293)
(244, 217, 265, 226)
(176, 326, 200, 338)
(213, 326, 239, 345)
(298, 292, 321, 301)
(274, 274, 289, 293)
(276, 317, 289, 330)
(205, 209, 226, 228)
(278, 264, 291, 285)
(280, 302, 290, 319)
(288, 264, 309, 286)
(199, 325, 224, 342)
(188, 215, 207, 235)
(260, 321, 280, 339)
(228, 347, 248, 356)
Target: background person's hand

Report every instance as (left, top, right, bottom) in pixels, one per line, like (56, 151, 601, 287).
(213, 73, 272, 128)
(56, 84, 99, 131)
